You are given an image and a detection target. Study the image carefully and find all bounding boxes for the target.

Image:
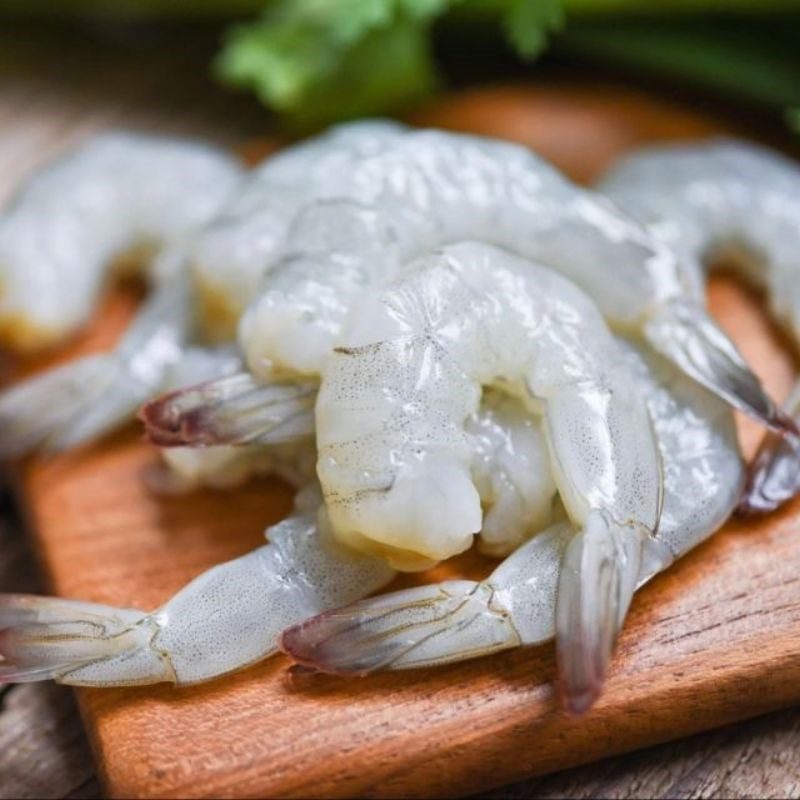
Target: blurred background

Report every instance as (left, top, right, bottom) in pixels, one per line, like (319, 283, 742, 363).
(0, 0, 799, 134)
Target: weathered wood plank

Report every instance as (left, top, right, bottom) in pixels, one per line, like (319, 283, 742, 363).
(0, 503, 101, 800)
(0, 683, 100, 800)
(483, 706, 800, 799)
(3, 506, 800, 800)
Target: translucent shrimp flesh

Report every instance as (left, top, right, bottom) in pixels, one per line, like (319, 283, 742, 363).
(191, 120, 407, 340)
(237, 127, 785, 432)
(0, 133, 244, 455)
(0, 501, 395, 687)
(0, 132, 243, 351)
(145, 365, 560, 552)
(0, 391, 559, 687)
(312, 241, 663, 708)
(0, 123, 402, 457)
(599, 139, 800, 513)
(281, 337, 744, 714)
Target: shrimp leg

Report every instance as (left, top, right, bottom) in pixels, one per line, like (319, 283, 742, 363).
(0, 506, 395, 687)
(313, 242, 662, 709)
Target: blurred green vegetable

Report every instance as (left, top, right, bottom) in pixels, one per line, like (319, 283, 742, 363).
(214, 0, 564, 128)
(3, 0, 800, 131)
(558, 18, 800, 112)
(213, 0, 800, 131)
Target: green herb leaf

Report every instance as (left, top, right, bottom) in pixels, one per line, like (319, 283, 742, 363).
(504, 0, 564, 58)
(216, 0, 571, 127)
(215, 0, 453, 128)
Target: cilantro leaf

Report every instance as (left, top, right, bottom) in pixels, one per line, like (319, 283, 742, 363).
(504, 0, 564, 59)
(215, 0, 567, 128)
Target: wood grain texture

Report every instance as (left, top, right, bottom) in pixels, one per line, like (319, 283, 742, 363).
(0, 492, 100, 800)
(2, 28, 800, 800)
(3, 513, 800, 800)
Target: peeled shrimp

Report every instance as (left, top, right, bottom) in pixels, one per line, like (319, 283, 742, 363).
(0, 133, 243, 455)
(281, 337, 744, 714)
(0, 132, 243, 351)
(0, 496, 395, 687)
(313, 241, 662, 707)
(0, 390, 560, 687)
(238, 127, 784, 433)
(191, 120, 407, 339)
(599, 139, 800, 513)
(0, 123, 402, 456)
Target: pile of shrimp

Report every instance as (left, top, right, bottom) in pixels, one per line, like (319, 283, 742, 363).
(0, 122, 798, 715)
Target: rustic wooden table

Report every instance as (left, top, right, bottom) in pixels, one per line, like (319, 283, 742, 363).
(0, 20, 799, 800)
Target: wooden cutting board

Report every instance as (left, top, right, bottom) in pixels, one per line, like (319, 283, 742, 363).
(9, 85, 800, 799)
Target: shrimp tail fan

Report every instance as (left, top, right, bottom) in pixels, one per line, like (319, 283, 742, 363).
(141, 373, 317, 447)
(0, 594, 153, 685)
(739, 429, 800, 514)
(280, 580, 520, 675)
(644, 300, 794, 435)
(556, 510, 644, 715)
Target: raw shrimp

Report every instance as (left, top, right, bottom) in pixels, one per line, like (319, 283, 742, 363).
(192, 120, 407, 340)
(599, 139, 800, 513)
(0, 133, 243, 455)
(0, 132, 243, 352)
(281, 337, 744, 714)
(0, 123, 404, 456)
(0, 389, 560, 687)
(312, 241, 662, 709)
(237, 127, 784, 433)
(0, 492, 395, 687)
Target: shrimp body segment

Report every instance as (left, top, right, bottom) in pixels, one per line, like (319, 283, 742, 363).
(600, 139, 800, 322)
(241, 128, 783, 432)
(0, 507, 395, 687)
(0, 133, 243, 352)
(600, 139, 800, 513)
(315, 241, 662, 707)
(282, 339, 744, 712)
(192, 121, 407, 339)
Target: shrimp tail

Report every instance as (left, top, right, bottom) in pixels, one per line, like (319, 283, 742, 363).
(0, 276, 192, 458)
(738, 430, 800, 514)
(0, 594, 162, 686)
(280, 580, 520, 675)
(556, 510, 643, 716)
(141, 373, 316, 447)
(644, 300, 794, 435)
(0, 354, 126, 458)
